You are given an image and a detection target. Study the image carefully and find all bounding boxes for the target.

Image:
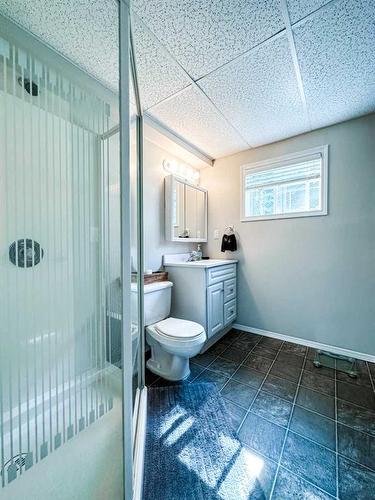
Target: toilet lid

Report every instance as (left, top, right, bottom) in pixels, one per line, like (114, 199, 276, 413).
(154, 317, 204, 339)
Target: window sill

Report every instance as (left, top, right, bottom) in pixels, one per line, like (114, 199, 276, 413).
(240, 209, 328, 222)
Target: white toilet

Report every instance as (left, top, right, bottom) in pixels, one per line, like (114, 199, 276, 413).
(139, 281, 206, 381)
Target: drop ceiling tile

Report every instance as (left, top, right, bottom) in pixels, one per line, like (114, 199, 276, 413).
(148, 85, 249, 158)
(0, 0, 119, 92)
(133, 0, 284, 80)
(132, 16, 191, 110)
(286, 0, 331, 23)
(293, 0, 375, 129)
(199, 34, 310, 147)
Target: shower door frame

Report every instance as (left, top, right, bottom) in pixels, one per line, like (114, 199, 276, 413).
(120, 1, 146, 498)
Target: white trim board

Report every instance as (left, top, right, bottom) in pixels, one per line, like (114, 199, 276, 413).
(233, 324, 375, 363)
(133, 387, 148, 500)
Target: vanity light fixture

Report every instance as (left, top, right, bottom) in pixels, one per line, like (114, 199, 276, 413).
(163, 159, 200, 185)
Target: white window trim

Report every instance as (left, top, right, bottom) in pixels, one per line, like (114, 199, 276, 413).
(240, 145, 329, 222)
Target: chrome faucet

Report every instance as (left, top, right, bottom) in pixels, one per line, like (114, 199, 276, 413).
(187, 245, 202, 262)
(187, 251, 199, 262)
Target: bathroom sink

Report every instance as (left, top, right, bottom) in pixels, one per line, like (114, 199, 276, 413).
(187, 259, 235, 266)
(163, 254, 238, 268)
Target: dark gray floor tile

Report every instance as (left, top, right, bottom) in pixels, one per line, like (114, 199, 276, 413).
(208, 356, 239, 377)
(232, 366, 265, 389)
(276, 351, 304, 367)
(290, 406, 336, 450)
(337, 380, 375, 410)
(195, 368, 229, 390)
(221, 345, 249, 363)
(215, 335, 235, 347)
(300, 370, 335, 396)
(252, 345, 279, 360)
(206, 342, 228, 356)
(338, 456, 375, 500)
(368, 362, 375, 382)
(233, 333, 260, 350)
(239, 412, 286, 462)
(337, 360, 372, 388)
(151, 377, 190, 387)
(281, 431, 336, 496)
(280, 341, 307, 357)
(243, 353, 273, 374)
(296, 386, 335, 419)
(221, 329, 240, 344)
(223, 400, 246, 431)
(221, 380, 257, 409)
(338, 423, 375, 471)
(145, 368, 160, 386)
(337, 400, 375, 437)
(273, 466, 334, 499)
(191, 351, 217, 367)
(240, 447, 278, 500)
(258, 337, 283, 350)
(304, 359, 336, 379)
(239, 332, 259, 342)
(270, 359, 303, 382)
(187, 362, 205, 382)
(251, 391, 292, 427)
(262, 374, 298, 402)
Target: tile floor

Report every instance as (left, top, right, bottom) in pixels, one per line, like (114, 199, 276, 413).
(146, 329, 375, 499)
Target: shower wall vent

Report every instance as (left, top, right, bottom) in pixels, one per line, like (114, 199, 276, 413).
(17, 76, 39, 96)
(9, 238, 44, 268)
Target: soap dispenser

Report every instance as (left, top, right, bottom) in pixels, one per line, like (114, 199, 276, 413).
(196, 244, 202, 261)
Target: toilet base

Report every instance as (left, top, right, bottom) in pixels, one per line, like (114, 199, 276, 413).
(147, 343, 191, 381)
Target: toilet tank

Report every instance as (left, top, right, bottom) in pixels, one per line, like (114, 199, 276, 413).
(131, 280, 173, 326)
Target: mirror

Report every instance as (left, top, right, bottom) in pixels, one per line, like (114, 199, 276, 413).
(165, 175, 207, 242)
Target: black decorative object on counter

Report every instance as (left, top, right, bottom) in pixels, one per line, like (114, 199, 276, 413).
(9, 239, 44, 268)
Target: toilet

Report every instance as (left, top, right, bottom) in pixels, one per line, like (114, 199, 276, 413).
(138, 281, 206, 381)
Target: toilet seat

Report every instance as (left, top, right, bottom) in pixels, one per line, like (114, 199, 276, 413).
(146, 317, 206, 381)
(154, 317, 204, 340)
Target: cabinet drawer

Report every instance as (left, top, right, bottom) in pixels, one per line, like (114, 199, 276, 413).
(224, 278, 236, 303)
(224, 299, 237, 326)
(207, 264, 236, 286)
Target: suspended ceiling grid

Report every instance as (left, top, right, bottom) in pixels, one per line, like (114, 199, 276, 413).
(0, 0, 374, 159)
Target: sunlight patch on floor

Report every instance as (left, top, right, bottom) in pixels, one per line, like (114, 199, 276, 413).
(218, 447, 264, 499)
(164, 416, 195, 446)
(159, 405, 187, 438)
(177, 432, 240, 488)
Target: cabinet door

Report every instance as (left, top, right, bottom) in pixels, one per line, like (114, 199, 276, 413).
(207, 283, 224, 338)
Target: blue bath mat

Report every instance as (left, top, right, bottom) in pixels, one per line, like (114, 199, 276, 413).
(143, 383, 268, 499)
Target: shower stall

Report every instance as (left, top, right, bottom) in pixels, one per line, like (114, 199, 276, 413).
(0, 2, 144, 499)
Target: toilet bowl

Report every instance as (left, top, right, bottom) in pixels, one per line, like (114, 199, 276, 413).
(132, 280, 206, 381)
(146, 317, 206, 380)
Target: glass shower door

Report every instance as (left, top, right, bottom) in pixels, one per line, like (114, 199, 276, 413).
(0, 2, 137, 498)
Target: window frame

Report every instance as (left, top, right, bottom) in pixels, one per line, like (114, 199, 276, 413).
(240, 145, 329, 222)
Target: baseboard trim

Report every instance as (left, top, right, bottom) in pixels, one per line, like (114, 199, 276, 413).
(133, 387, 147, 500)
(233, 323, 375, 363)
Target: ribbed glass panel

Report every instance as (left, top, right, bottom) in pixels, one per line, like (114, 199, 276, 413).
(0, 34, 116, 487)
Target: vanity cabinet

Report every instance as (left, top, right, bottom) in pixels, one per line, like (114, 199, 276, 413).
(164, 260, 238, 348)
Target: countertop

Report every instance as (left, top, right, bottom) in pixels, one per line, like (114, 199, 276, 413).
(163, 258, 238, 269)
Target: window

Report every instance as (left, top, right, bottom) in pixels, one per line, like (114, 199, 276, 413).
(241, 146, 328, 221)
